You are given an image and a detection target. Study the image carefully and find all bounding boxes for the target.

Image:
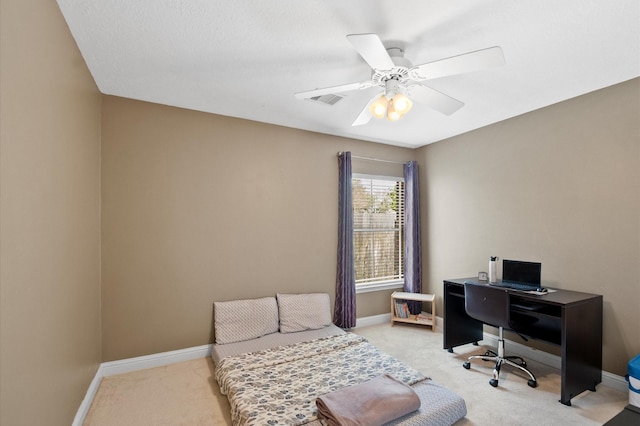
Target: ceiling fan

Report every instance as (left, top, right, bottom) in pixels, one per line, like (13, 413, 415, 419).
(295, 33, 505, 126)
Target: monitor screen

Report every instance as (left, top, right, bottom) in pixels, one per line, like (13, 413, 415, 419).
(502, 259, 541, 285)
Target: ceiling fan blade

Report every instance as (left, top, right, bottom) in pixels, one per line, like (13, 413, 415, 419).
(409, 46, 505, 81)
(346, 33, 395, 71)
(352, 94, 378, 126)
(294, 81, 374, 99)
(405, 84, 464, 116)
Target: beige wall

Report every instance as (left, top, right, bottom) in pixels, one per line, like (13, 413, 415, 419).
(101, 96, 415, 361)
(0, 0, 102, 424)
(417, 78, 640, 376)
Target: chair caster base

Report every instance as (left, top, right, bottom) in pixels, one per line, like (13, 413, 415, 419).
(463, 361, 471, 370)
(528, 379, 537, 388)
(489, 379, 499, 387)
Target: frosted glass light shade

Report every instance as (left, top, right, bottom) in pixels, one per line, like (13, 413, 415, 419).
(392, 93, 412, 114)
(386, 93, 413, 121)
(369, 95, 388, 119)
(387, 99, 402, 121)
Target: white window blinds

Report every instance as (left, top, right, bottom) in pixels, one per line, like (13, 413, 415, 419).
(352, 175, 405, 286)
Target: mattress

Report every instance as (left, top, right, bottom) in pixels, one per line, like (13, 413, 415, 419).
(213, 330, 467, 426)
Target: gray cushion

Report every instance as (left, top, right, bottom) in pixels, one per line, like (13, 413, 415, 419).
(277, 293, 332, 333)
(214, 297, 279, 344)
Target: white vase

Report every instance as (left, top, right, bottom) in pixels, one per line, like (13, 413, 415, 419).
(489, 256, 498, 283)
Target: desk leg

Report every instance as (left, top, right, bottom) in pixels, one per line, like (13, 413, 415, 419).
(560, 297, 603, 406)
(443, 282, 483, 351)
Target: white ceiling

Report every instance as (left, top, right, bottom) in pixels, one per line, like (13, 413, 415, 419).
(56, 0, 639, 148)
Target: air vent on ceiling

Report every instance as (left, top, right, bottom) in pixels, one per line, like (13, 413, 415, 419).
(308, 94, 344, 106)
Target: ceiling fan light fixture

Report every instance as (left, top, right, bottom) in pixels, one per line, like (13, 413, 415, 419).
(369, 95, 388, 119)
(392, 93, 412, 115)
(385, 93, 412, 121)
(386, 98, 402, 121)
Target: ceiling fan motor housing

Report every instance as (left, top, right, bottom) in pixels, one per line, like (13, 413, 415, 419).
(371, 47, 412, 98)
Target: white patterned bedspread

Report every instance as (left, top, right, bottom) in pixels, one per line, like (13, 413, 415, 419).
(215, 333, 465, 426)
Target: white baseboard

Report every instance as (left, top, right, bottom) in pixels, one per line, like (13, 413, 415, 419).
(355, 313, 390, 328)
(72, 364, 105, 426)
(73, 344, 213, 425)
(100, 344, 212, 377)
(602, 370, 630, 393)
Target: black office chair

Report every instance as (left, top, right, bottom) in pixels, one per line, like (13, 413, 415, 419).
(462, 282, 537, 388)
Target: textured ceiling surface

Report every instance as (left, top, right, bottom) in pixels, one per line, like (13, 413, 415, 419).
(57, 0, 639, 148)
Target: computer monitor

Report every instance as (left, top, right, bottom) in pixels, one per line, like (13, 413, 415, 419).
(502, 259, 541, 286)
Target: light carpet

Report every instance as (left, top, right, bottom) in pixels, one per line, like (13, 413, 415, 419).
(83, 323, 627, 425)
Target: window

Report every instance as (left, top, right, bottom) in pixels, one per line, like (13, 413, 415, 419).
(352, 174, 405, 292)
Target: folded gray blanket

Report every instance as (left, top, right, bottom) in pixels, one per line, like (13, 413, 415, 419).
(316, 374, 421, 426)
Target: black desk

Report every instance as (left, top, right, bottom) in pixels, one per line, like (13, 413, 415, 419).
(443, 278, 603, 406)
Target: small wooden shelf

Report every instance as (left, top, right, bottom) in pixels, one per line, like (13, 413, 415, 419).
(391, 291, 436, 331)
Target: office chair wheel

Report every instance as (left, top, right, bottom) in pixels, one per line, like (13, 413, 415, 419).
(463, 361, 471, 369)
(489, 379, 499, 387)
(528, 379, 537, 388)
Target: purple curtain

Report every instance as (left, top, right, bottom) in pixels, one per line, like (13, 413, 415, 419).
(404, 161, 422, 314)
(334, 152, 356, 329)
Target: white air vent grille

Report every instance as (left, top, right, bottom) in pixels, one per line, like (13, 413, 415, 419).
(308, 94, 343, 106)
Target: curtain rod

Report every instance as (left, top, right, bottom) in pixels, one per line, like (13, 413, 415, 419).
(336, 152, 407, 165)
